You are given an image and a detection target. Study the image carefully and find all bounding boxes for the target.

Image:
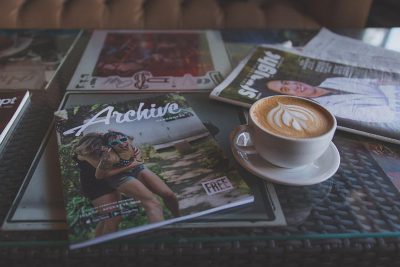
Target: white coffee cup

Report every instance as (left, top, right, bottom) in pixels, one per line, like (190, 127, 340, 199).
(231, 95, 337, 168)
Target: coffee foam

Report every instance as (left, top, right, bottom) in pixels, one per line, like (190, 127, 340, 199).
(251, 96, 333, 138)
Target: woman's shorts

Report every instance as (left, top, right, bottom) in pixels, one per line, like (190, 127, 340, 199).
(81, 178, 115, 201)
(105, 164, 146, 189)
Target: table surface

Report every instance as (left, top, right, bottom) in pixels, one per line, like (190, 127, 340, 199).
(1, 29, 400, 250)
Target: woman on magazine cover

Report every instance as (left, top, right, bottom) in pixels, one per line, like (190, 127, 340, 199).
(73, 133, 124, 237)
(265, 77, 400, 124)
(96, 131, 181, 221)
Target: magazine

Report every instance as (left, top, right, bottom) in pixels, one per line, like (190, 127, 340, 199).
(67, 30, 231, 91)
(210, 45, 400, 144)
(0, 30, 80, 90)
(54, 93, 254, 249)
(2, 92, 286, 231)
(0, 90, 30, 146)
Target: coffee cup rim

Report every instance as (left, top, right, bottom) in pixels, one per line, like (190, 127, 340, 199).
(250, 95, 337, 141)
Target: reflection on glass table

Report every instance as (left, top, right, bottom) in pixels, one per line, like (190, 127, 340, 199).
(1, 29, 400, 248)
(0, 30, 80, 90)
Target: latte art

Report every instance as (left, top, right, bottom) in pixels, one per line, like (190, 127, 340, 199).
(267, 102, 317, 132)
(251, 96, 333, 138)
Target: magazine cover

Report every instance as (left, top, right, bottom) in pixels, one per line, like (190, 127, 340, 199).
(210, 45, 400, 143)
(67, 30, 231, 91)
(54, 93, 254, 249)
(0, 30, 79, 90)
(2, 92, 284, 231)
(0, 90, 30, 145)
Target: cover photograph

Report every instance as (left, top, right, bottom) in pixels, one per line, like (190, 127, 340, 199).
(54, 93, 254, 249)
(210, 45, 400, 143)
(67, 30, 231, 91)
(0, 30, 80, 90)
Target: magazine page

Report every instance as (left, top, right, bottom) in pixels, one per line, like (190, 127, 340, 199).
(210, 45, 400, 143)
(0, 30, 79, 90)
(54, 93, 254, 249)
(302, 28, 400, 73)
(66, 30, 231, 91)
(2, 92, 286, 231)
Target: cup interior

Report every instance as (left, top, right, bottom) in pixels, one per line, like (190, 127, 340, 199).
(249, 95, 336, 141)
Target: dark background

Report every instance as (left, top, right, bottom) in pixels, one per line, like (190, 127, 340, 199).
(368, 0, 400, 26)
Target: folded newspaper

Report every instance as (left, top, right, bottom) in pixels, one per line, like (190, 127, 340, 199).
(302, 28, 400, 73)
(210, 44, 400, 143)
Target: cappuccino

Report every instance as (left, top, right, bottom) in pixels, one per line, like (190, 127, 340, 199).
(251, 96, 333, 138)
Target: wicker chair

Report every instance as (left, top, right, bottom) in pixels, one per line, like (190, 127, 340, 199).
(0, 0, 372, 29)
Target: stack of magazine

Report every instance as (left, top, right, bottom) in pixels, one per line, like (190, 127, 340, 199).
(5, 28, 400, 250)
(48, 30, 284, 249)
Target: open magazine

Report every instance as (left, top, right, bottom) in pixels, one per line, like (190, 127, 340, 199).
(54, 93, 254, 249)
(210, 45, 400, 144)
(67, 30, 231, 91)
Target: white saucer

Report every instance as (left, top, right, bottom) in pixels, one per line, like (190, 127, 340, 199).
(231, 132, 340, 186)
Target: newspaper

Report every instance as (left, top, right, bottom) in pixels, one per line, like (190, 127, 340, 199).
(209, 45, 400, 144)
(302, 28, 400, 73)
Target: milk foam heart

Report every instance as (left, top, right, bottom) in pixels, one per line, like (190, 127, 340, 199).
(252, 96, 333, 138)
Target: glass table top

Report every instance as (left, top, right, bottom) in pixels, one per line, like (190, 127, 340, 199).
(1, 29, 400, 248)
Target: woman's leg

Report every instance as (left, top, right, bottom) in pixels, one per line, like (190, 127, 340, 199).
(138, 169, 180, 218)
(91, 192, 122, 236)
(116, 179, 164, 223)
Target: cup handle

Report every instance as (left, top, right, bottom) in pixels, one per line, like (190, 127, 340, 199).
(230, 124, 258, 155)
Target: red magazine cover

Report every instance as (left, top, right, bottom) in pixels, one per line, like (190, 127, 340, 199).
(67, 30, 231, 91)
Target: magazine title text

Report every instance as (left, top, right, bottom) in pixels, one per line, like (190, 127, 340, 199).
(63, 102, 181, 136)
(0, 97, 17, 107)
(239, 51, 281, 99)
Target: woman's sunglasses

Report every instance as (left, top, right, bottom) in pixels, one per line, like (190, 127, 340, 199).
(108, 137, 128, 146)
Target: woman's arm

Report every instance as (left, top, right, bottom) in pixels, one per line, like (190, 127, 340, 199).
(95, 150, 140, 179)
(95, 148, 115, 179)
(95, 162, 137, 179)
